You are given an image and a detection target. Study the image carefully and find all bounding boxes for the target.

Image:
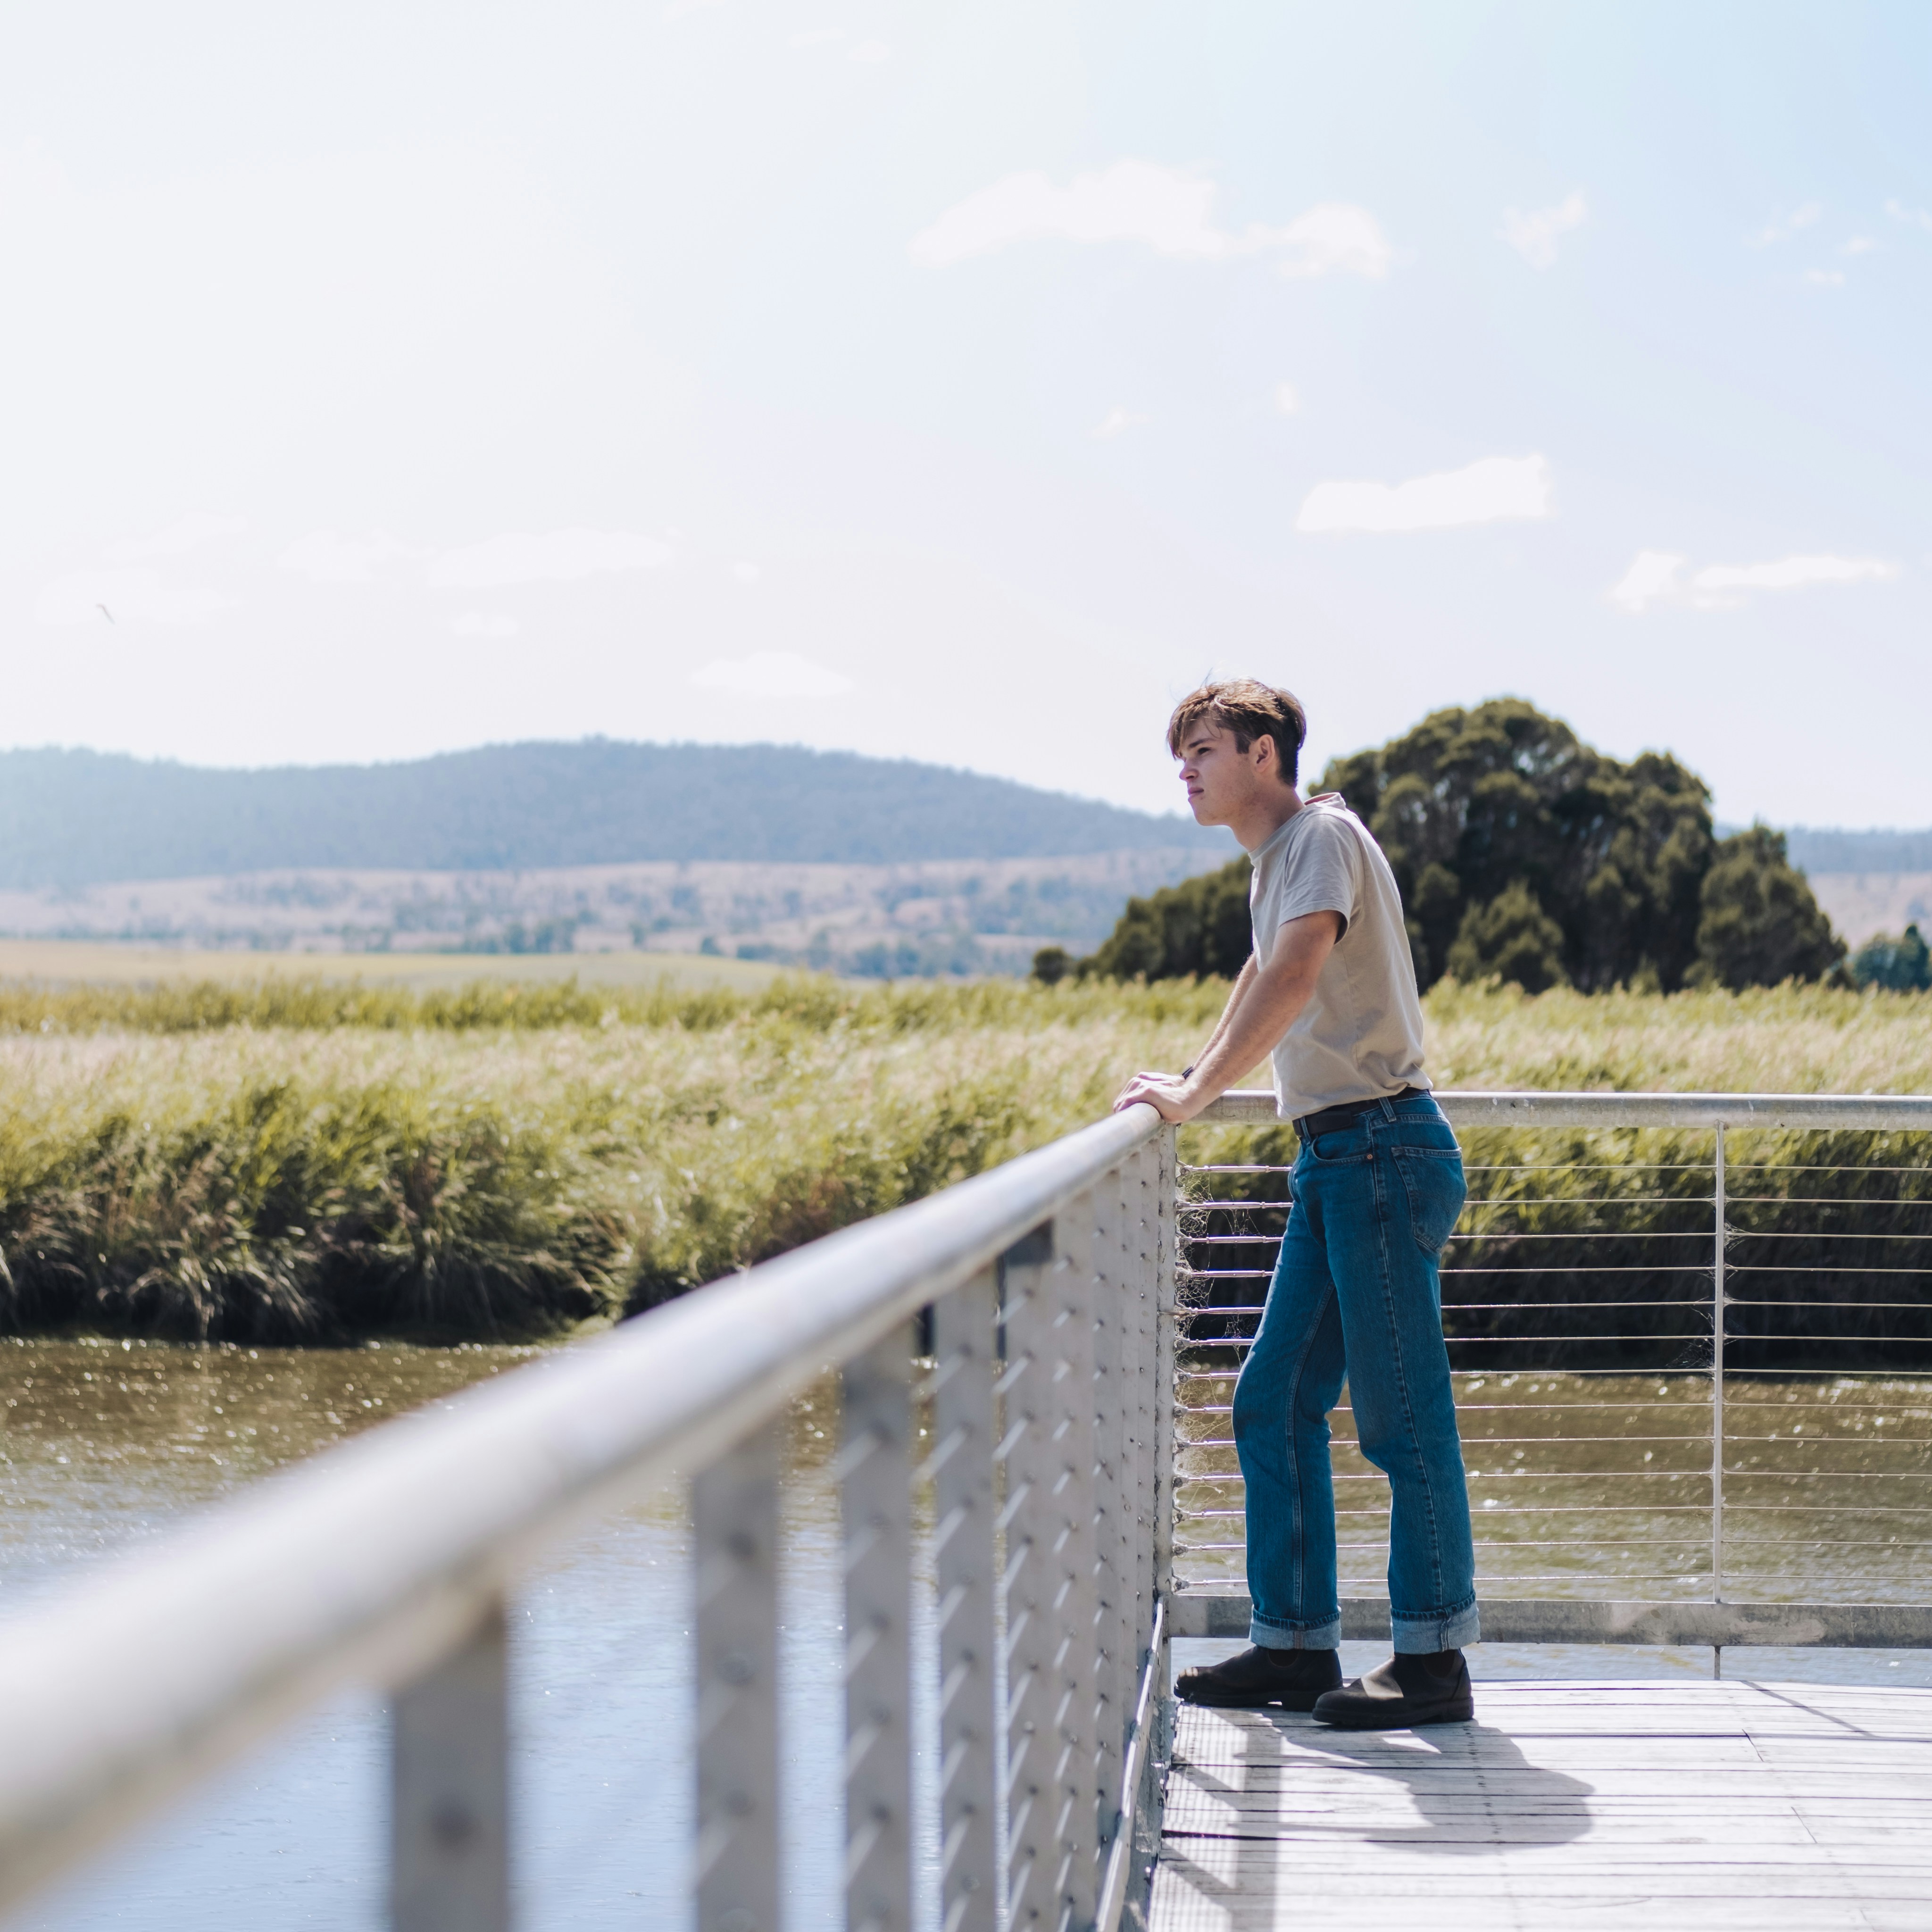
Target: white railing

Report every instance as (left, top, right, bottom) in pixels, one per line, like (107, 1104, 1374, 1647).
(0, 1088, 1928, 1928)
(0, 1101, 1175, 1932)
(1175, 1091, 1932, 1662)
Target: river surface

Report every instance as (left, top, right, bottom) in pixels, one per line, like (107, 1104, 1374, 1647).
(1, 1337, 878, 1932)
(4, 1339, 1931, 1930)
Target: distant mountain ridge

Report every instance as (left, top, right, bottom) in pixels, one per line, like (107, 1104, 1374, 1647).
(1778, 827, 1932, 875)
(0, 742, 1220, 890)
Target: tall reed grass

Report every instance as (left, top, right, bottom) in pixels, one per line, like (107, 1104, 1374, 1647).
(0, 972, 1921, 1344)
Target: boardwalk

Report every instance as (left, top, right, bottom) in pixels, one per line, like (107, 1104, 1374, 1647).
(1151, 1678, 1932, 1930)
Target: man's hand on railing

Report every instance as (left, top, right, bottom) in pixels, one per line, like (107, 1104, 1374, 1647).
(1112, 1070, 1207, 1124)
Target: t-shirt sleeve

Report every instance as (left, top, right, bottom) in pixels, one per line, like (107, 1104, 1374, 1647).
(1271, 813, 1359, 934)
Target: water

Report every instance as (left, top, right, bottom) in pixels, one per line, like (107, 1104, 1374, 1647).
(5, 1341, 1930, 1929)
(0, 1338, 857, 1932)
(1176, 1366, 1932, 1604)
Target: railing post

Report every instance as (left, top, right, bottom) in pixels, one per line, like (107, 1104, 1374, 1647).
(1152, 1128, 1178, 1765)
(844, 1324, 916, 1932)
(1128, 1143, 1160, 1661)
(998, 1221, 1052, 1932)
(1102, 1141, 1164, 1932)
(693, 1423, 782, 1932)
(933, 1268, 1000, 1932)
(1091, 1170, 1131, 1859)
(391, 1599, 509, 1932)
(1055, 1192, 1105, 1926)
(1713, 1122, 1727, 1678)
(999, 1213, 1106, 1932)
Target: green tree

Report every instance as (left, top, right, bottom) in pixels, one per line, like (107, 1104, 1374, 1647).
(1029, 945, 1075, 985)
(1322, 699, 1713, 991)
(1690, 826, 1845, 988)
(1074, 700, 1849, 994)
(1444, 881, 1570, 992)
(1079, 856, 1252, 981)
(1849, 923, 1930, 991)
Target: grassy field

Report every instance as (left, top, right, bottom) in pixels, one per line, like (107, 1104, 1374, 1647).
(0, 938, 783, 993)
(0, 972, 1924, 1344)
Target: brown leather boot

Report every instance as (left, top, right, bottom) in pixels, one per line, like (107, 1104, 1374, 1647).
(1174, 1645, 1343, 1711)
(1312, 1649, 1474, 1729)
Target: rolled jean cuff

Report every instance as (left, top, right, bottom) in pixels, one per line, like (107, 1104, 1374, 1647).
(1250, 1611, 1341, 1650)
(1391, 1596, 1481, 1654)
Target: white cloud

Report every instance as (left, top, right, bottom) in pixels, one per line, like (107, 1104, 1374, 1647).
(1296, 455, 1552, 534)
(277, 530, 414, 583)
(106, 513, 246, 561)
(789, 27, 843, 46)
(1806, 267, 1846, 287)
(732, 560, 763, 582)
(1843, 235, 1877, 256)
(35, 568, 235, 627)
(450, 611, 519, 638)
(1614, 549, 1896, 613)
(425, 528, 671, 588)
(1609, 550, 1689, 612)
(910, 162, 1391, 278)
(1499, 191, 1587, 268)
(688, 650, 852, 699)
(1274, 382, 1301, 415)
(848, 39, 891, 63)
(1751, 200, 1823, 246)
(1885, 198, 1932, 232)
(1094, 405, 1148, 439)
(1272, 204, 1392, 279)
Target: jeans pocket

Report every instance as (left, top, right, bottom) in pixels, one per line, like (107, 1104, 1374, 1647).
(1302, 1127, 1370, 1165)
(1396, 1148, 1467, 1255)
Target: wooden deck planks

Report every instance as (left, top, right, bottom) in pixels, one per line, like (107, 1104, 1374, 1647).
(1149, 1680, 1932, 1931)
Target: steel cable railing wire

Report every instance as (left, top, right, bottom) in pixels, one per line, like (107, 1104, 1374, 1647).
(1726, 1151, 1932, 1366)
(1169, 1121, 1932, 1610)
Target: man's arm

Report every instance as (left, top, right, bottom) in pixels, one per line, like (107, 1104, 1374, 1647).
(1118, 954, 1254, 1091)
(1191, 954, 1256, 1066)
(1112, 910, 1341, 1124)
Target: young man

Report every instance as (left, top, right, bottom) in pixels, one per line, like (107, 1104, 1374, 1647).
(1114, 679, 1477, 1729)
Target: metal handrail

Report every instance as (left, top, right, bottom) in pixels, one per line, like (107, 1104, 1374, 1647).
(1202, 1088, 1932, 1128)
(0, 1103, 1166, 1924)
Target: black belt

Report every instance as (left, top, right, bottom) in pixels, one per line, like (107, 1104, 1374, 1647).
(1294, 1086, 1427, 1141)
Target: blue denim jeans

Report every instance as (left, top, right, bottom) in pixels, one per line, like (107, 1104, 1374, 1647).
(1232, 1092, 1479, 1654)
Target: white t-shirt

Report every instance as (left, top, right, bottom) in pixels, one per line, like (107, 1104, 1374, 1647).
(1248, 794, 1431, 1122)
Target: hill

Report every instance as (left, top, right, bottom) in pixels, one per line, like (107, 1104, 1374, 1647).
(1779, 827, 1932, 875)
(0, 742, 1218, 889)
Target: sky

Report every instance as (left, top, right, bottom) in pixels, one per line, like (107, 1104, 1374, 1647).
(1, 1, 1929, 829)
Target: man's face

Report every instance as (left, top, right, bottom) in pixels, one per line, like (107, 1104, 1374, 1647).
(1176, 718, 1275, 825)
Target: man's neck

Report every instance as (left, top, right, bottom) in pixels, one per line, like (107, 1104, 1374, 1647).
(1233, 785, 1305, 854)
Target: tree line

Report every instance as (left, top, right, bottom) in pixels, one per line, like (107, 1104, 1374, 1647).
(1035, 700, 1866, 994)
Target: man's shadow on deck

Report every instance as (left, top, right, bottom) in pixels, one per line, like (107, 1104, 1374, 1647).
(1160, 1707, 1595, 1907)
